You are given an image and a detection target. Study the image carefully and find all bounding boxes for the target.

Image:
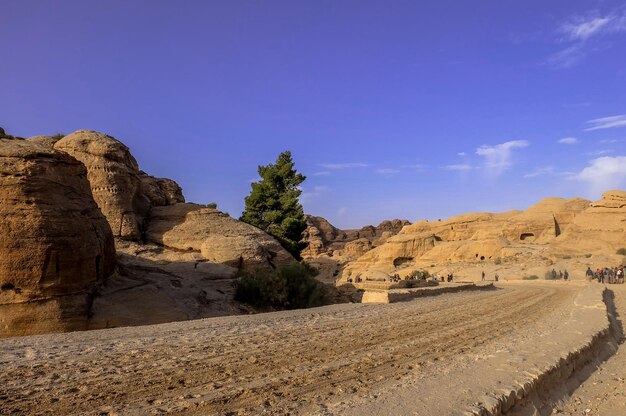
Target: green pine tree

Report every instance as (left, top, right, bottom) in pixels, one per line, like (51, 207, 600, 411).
(241, 151, 307, 259)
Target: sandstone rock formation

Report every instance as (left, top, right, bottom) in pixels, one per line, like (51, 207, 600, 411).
(146, 203, 294, 269)
(54, 130, 152, 240)
(341, 197, 598, 282)
(27, 135, 63, 148)
(0, 138, 116, 337)
(139, 171, 185, 207)
(0, 128, 301, 337)
(301, 215, 410, 258)
(549, 191, 626, 255)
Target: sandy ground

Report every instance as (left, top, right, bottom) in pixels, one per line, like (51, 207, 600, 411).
(0, 283, 584, 416)
(557, 283, 626, 416)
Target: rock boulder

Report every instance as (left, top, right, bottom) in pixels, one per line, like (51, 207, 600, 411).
(0, 138, 116, 337)
(145, 203, 294, 269)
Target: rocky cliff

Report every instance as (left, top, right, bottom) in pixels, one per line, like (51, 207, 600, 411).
(301, 215, 410, 259)
(0, 130, 295, 337)
(0, 138, 116, 337)
(339, 195, 621, 282)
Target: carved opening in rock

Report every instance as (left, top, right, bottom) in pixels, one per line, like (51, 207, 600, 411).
(433, 235, 443, 241)
(1, 283, 15, 291)
(40, 250, 60, 287)
(520, 232, 535, 241)
(553, 216, 561, 237)
(480, 256, 485, 261)
(393, 257, 414, 268)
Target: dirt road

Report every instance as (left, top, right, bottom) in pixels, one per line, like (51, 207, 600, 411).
(558, 284, 626, 415)
(0, 283, 582, 415)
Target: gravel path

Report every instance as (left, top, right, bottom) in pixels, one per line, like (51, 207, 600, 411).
(0, 283, 581, 415)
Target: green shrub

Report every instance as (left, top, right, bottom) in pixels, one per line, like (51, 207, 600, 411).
(234, 263, 327, 310)
(207, 202, 218, 209)
(411, 270, 429, 279)
(616, 248, 626, 255)
(494, 258, 502, 265)
(522, 275, 539, 280)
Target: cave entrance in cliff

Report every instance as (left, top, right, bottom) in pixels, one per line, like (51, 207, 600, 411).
(433, 235, 443, 241)
(520, 233, 535, 242)
(393, 257, 414, 268)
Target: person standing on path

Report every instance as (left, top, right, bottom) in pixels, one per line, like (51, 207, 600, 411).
(551, 269, 557, 280)
(482, 271, 485, 281)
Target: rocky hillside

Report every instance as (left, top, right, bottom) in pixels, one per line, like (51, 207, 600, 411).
(341, 192, 626, 282)
(301, 215, 410, 259)
(0, 130, 295, 337)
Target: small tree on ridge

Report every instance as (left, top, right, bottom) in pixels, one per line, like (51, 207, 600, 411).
(240, 151, 307, 259)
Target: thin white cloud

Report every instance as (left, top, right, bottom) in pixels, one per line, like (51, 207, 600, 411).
(585, 114, 626, 131)
(337, 207, 348, 216)
(560, 11, 626, 41)
(300, 185, 331, 202)
(475, 140, 529, 176)
(375, 168, 400, 175)
(402, 164, 427, 172)
(442, 164, 474, 171)
(561, 17, 613, 41)
(318, 162, 369, 170)
(547, 8, 626, 68)
(558, 137, 579, 144)
(313, 171, 331, 176)
(458, 152, 467, 156)
(574, 156, 626, 197)
(545, 45, 585, 69)
(585, 149, 613, 156)
(524, 166, 556, 178)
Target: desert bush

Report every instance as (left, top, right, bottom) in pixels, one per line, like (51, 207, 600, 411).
(206, 202, 218, 209)
(616, 248, 626, 255)
(585, 253, 592, 258)
(404, 280, 421, 288)
(561, 255, 572, 259)
(522, 275, 539, 280)
(410, 270, 429, 279)
(234, 263, 327, 310)
(494, 258, 502, 265)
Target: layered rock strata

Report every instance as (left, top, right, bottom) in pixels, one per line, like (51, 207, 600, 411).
(0, 138, 116, 337)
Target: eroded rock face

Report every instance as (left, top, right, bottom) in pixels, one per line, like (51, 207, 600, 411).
(301, 215, 410, 258)
(550, 191, 626, 255)
(0, 138, 116, 337)
(139, 171, 185, 207)
(27, 135, 63, 148)
(146, 203, 294, 269)
(341, 197, 594, 282)
(54, 130, 150, 240)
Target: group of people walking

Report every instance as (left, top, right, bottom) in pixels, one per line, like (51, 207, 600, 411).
(586, 266, 624, 284)
(550, 269, 569, 280)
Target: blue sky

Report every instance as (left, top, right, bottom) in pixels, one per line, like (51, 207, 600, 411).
(1, 1, 625, 228)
